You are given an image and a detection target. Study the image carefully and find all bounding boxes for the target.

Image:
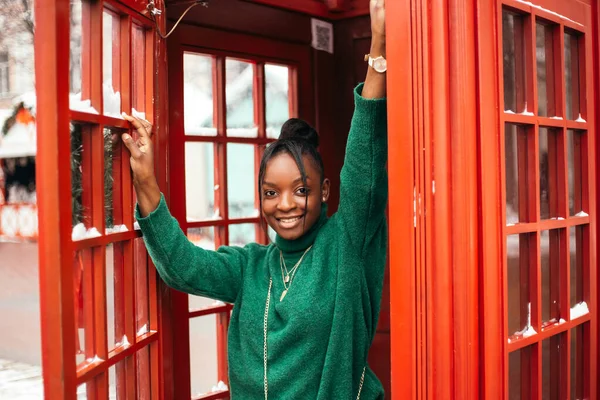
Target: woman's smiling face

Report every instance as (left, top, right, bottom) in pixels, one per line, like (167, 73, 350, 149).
(261, 152, 330, 241)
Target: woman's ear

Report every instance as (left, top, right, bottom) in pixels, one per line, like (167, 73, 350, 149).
(321, 178, 331, 202)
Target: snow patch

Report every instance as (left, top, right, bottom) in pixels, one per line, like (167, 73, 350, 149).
(115, 335, 131, 347)
(515, 0, 584, 26)
(131, 108, 147, 121)
(134, 221, 141, 230)
(570, 302, 589, 320)
(574, 211, 589, 217)
(103, 82, 122, 118)
(550, 116, 563, 120)
(72, 223, 101, 241)
(575, 114, 586, 123)
(137, 324, 149, 336)
(504, 110, 515, 114)
(105, 224, 128, 234)
(69, 93, 99, 114)
(211, 381, 228, 392)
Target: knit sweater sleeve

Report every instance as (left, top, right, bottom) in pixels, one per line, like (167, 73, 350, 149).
(336, 83, 388, 258)
(135, 194, 244, 303)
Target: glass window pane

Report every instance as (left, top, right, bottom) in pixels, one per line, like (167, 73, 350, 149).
(542, 335, 564, 400)
(571, 324, 586, 400)
(569, 226, 585, 308)
(136, 346, 152, 399)
(134, 238, 150, 336)
(104, 127, 125, 232)
(536, 22, 558, 117)
(226, 59, 257, 138)
(184, 53, 215, 136)
(229, 224, 257, 247)
(71, 123, 94, 233)
(541, 229, 562, 325)
(509, 346, 533, 399)
(507, 233, 533, 337)
(539, 127, 561, 220)
(502, 10, 528, 113)
(564, 32, 581, 121)
(107, 242, 129, 351)
(70, 0, 95, 112)
(505, 124, 532, 224)
(567, 130, 585, 216)
(132, 26, 147, 117)
(73, 248, 93, 366)
(227, 144, 257, 219)
(190, 317, 218, 397)
(103, 11, 121, 117)
(187, 227, 219, 311)
(265, 64, 290, 139)
(185, 143, 216, 221)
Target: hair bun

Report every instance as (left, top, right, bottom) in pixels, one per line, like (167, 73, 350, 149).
(279, 118, 319, 148)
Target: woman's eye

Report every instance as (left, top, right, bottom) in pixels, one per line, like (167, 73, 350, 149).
(296, 187, 309, 196)
(264, 190, 276, 197)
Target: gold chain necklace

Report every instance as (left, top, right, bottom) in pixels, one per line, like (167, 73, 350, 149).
(262, 249, 366, 399)
(278, 245, 312, 301)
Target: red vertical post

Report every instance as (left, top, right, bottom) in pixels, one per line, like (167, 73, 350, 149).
(448, 0, 479, 398)
(387, 0, 416, 398)
(34, 0, 77, 397)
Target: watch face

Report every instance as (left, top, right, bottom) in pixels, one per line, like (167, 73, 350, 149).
(373, 58, 387, 73)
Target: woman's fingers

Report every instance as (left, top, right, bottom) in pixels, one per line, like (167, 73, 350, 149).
(122, 112, 152, 138)
(121, 133, 144, 159)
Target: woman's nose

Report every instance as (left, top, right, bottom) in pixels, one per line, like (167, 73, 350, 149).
(277, 193, 296, 211)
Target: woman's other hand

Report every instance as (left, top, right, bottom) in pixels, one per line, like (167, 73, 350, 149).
(121, 113, 155, 186)
(122, 112, 161, 216)
(370, 0, 385, 40)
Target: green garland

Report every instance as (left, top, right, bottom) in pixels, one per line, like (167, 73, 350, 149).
(70, 124, 114, 228)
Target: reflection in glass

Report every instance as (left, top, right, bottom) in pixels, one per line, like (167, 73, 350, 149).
(540, 230, 561, 325)
(505, 124, 530, 224)
(226, 58, 258, 137)
(190, 317, 218, 397)
(265, 64, 290, 139)
(571, 325, 585, 400)
(70, 0, 93, 111)
(227, 144, 257, 218)
(539, 127, 559, 219)
(103, 11, 121, 117)
(71, 123, 93, 231)
(229, 224, 257, 247)
(132, 26, 147, 116)
(509, 347, 533, 399)
(542, 336, 563, 400)
(564, 32, 581, 120)
(137, 346, 152, 398)
(502, 11, 528, 113)
(134, 238, 150, 334)
(188, 227, 216, 250)
(567, 130, 584, 216)
(73, 249, 92, 365)
(570, 226, 584, 308)
(184, 53, 215, 136)
(185, 143, 216, 221)
(537, 22, 557, 117)
(507, 234, 531, 336)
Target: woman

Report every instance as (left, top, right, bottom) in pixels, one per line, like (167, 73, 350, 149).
(122, 1, 387, 398)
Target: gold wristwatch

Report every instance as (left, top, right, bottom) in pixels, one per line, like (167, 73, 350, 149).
(364, 54, 387, 73)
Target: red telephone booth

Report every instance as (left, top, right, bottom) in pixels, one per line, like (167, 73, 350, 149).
(22, 0, 599, 398)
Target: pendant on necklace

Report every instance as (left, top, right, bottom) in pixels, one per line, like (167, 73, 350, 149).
(280, 289, 288, 301)
(284, 275, 290, 283)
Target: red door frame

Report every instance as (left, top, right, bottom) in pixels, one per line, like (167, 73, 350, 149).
(35, 0, 169, 397)
(389, 0, 598, 398)
(165, 24, 314, 399)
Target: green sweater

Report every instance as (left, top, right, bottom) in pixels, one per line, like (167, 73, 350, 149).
(136, 84, 388, 399)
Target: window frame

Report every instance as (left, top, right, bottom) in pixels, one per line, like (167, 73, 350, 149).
(490, 0, 597, 397)
(167, 24, 314, 400)
(35, 0, 163, 397)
